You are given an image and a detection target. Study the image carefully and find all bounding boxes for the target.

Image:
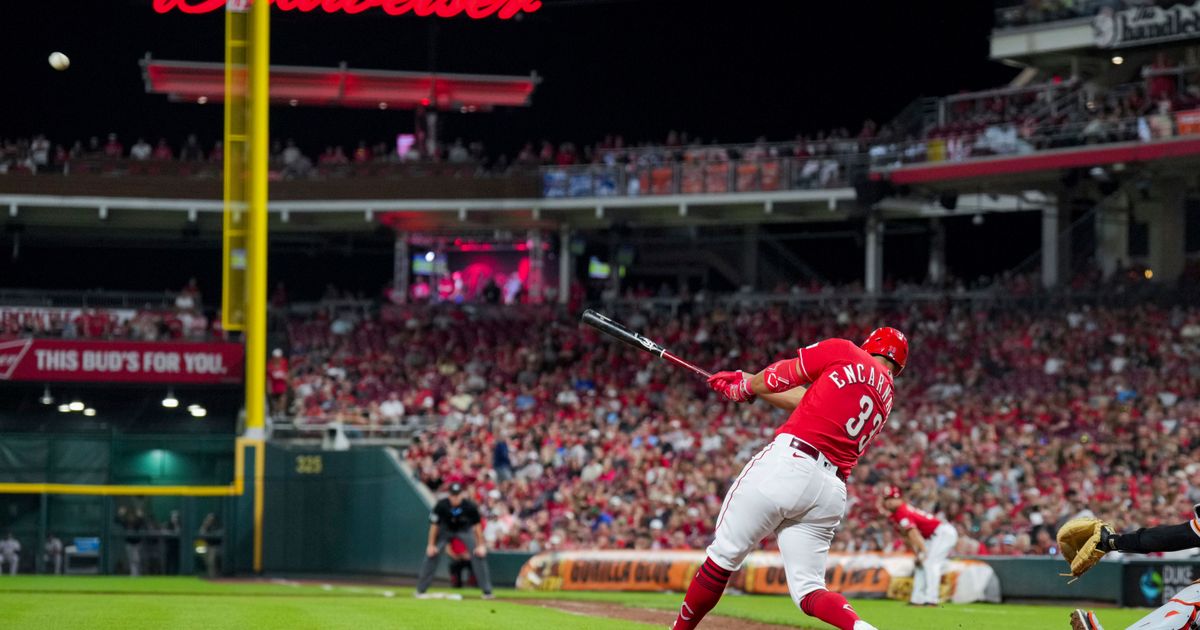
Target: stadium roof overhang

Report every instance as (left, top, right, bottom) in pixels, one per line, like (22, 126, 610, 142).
(0, 189, 863, 239)
(141, 57, 539, 110)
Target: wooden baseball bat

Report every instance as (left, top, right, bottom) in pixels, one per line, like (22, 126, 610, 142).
(580, 309, 712, 379)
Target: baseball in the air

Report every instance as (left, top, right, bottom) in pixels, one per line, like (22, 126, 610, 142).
(48, 52, 70, 71)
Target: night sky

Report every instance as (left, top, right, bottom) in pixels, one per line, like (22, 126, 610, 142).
(7, 0, 1017, 155)
(1, 0, 1040, 296)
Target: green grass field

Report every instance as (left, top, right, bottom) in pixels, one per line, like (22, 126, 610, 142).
(0, 576, 1153, 630)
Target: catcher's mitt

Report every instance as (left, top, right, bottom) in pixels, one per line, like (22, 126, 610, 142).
(1056, 517, 1113, 582)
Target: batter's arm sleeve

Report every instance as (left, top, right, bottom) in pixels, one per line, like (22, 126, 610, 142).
(759, 385, 808, 411)
(748, 339, 852, 396)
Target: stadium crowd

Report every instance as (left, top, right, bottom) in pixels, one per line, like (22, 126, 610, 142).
(8, 57, 1200, 186)
(995, 0, 1182, 29)
(277, 291, 1200, 558)
(0, 280, 212, 341)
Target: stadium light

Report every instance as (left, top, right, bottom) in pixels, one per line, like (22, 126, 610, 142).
(57, 404, 70, 413)
(425, 251, 436, 262)
(40, 386, 54, 405)
(1111, 56, 1124, 65)
(83, 408, 97, 417)
(190, 406, 208, 418)
(162, 390, 179, 408)
(1145, 269, 1154, 279)
(68, 401, 85, 412)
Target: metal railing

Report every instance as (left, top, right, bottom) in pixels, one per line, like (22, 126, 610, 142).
(541, 153, 868, 198)
(0, 288, 182, 309)
(993, 0, 1112, 30)
(267, 415, 438, 447)
(604, 282, 1200, 317)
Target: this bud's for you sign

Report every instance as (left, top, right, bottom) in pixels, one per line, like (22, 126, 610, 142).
(0, 339, 244, 384)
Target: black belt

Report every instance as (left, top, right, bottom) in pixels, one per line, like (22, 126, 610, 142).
(788, 437, 848, 482)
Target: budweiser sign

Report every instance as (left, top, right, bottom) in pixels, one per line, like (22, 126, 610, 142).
(0, 339, 244, 385)
(152, 0, 543, 19)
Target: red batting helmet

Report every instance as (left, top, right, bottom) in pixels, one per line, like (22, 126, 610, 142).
(861, 327, 908, 373)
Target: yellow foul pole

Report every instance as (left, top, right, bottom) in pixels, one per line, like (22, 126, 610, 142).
(245, 0, 269, 440)
(246, 0, 270, 574)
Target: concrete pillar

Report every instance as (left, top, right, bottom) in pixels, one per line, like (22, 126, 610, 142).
(393, 231, 409, 303)
(527, 229, 545, 303)
(1041, 203, 1070, 289)
(865, 216, 884, 294)
(558, 225, 572, 306)
(927, 218, 946, 286)
(1145, 179, 1186, 284)
(742, 225, 759, 290)
(1095, 200, 1129, 280)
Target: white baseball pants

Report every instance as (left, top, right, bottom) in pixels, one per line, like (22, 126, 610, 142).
(706, 434, 847, 608)
(1124, 582, 1200, 630)
(911, 522, 957, 605)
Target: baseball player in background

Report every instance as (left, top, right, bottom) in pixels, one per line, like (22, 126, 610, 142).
(1067, 504, 1200, 630)
(880, 485, 958, 606)
(671, 328, 908, 630)
(0, 532, 19, 575)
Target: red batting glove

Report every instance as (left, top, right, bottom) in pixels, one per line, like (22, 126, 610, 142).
(707, 370, 755, 403)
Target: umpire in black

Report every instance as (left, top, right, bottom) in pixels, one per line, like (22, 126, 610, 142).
(414, 482, 494, 598)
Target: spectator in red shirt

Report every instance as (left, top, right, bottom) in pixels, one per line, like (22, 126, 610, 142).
(152, 139, 174, 161)
(353, 141, 370, 163)
(268, 349, 290, 417)
(103, 133, 123, 158)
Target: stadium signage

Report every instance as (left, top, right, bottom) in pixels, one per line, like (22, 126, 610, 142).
(515, 550, 1001, 603)
(0, 339, 244, 384)
(1094, 1, 1200, 48)
(152, 0, 542, 19)
(1121, 560, 1199, 606)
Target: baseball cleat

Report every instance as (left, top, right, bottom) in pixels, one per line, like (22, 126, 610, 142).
(413, 592, 432, 599)
(481, 593, 495, 600)
(1070, 609, 1103, 630)
(853, 621, 879, 630)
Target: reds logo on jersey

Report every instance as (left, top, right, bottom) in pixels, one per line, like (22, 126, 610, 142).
(765, 363, 791, 390)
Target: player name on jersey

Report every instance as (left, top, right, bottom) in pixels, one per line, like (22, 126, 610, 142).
(825, 361, 894, 415)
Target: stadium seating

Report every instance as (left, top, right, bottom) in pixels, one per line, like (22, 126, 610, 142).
(272, 282, 1200, 557)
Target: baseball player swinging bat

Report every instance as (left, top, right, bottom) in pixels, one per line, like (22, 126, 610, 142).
(581, 309, 712, 378)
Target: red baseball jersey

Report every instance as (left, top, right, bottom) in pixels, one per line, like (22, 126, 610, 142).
(888, 503, 942, 539)
(774, 338, 896, 478)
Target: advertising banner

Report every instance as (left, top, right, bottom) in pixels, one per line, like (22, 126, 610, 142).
(0, 338, 244, 385)
(1121, 559, 1200, 608)
(516, 550, 1000, 604)
(1094, 2, 1200, 49)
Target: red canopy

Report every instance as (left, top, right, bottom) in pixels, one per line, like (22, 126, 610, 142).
(141, 57, 538, 110)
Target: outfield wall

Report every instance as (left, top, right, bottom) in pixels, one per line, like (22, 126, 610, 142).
(244, 448, 1198, 606)
(0, 433, 236, 575)
(257, 445, 431, 576)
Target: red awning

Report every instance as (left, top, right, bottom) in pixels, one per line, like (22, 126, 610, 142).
(141, 57, 539, 110)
